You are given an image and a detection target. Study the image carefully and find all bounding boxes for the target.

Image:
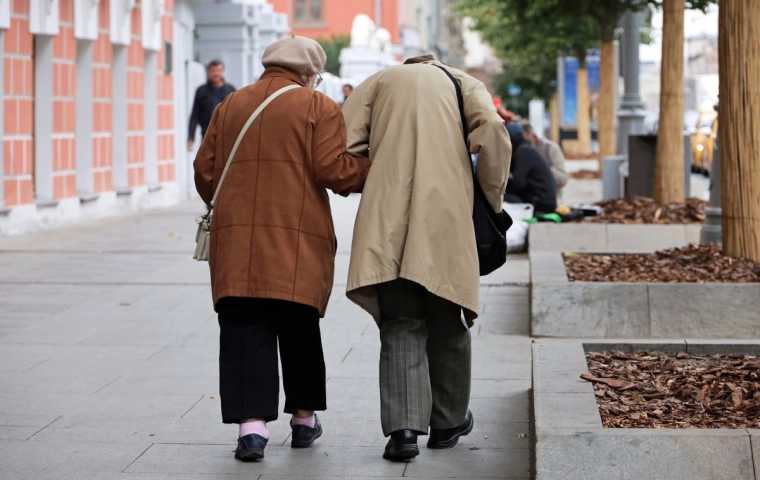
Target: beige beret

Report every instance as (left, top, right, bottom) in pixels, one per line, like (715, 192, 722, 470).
(262, 35, 327, 76)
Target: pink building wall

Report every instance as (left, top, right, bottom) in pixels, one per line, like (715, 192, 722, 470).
(269, 0, 400, 44)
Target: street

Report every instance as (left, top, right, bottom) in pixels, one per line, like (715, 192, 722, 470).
(0, 194, 532, 479)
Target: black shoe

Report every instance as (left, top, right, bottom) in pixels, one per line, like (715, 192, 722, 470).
(235, 433, 268, 461)
(291, 414, 323, 448)
(427, 409, 474, 449)
(383, 429, 420, 460)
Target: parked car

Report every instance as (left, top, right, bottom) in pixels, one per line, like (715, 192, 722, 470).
(691, 110, 718, 175)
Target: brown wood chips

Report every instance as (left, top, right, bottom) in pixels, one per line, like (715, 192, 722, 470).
(585, 351, 760, 428)
(569, 169, 601, 180)
(564, 244, 760, 283)
(580, 196, 706, 224)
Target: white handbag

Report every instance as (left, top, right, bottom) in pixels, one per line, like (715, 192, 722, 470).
(193, 84, 301, 261)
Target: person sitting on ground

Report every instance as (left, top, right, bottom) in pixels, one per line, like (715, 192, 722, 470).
(519, 120, 568, 201)
(503, 122, 557, 214)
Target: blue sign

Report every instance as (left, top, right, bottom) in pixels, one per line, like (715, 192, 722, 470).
(508, 84, 522, 96)
(561, 48, 600, 127)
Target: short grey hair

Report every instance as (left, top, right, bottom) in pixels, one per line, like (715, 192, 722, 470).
(519, 120, 534, 136)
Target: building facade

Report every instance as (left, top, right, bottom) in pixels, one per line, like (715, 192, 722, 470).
(268, 0, 399, 43)
(267, 0, 465, 68)
(0, 0, 179, 235)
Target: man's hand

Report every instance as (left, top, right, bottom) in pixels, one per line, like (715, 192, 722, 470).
(187, 140, 194, 151)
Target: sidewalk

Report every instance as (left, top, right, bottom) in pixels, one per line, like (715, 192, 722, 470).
(0, 194, 532, 479)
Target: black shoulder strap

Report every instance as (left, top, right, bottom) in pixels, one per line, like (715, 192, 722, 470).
(433, 65, 469, 149)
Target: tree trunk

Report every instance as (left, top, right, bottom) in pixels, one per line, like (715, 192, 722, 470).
(598, 25, 617, 167)
(719, 0, 760, 260)
(576, 58, 592, 155)
(654, 0, 685, 203)
(550, 92, 560, 143)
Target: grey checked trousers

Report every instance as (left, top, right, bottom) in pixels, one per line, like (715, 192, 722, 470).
(377, 278, 472, 437)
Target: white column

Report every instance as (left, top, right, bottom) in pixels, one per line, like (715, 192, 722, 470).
(34, 35, 55, 205)
(112, 44, 129, 193)
(0, 30, 5, 212)
(144, 50, 158, 187)
(76, 40, 95, 198)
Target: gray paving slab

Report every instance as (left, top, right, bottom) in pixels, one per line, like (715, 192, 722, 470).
(0, 439, 153, 477)
(126, 444, 408, 476)
(536, 430, 754, 480)
(403, 447, 531, 478)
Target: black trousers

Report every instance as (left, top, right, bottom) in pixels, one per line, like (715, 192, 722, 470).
(217, 297, 326, 424)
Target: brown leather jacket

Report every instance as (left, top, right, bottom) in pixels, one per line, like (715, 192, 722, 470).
(194, 66, 370, 316)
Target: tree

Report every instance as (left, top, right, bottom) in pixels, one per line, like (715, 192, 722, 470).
(719, 0, 760, 260)
(316, 34, 350, 77)
(531, 0, 711, 166)
(491, 63, 556, 117)
(653, 0, 685, 203)
(460, 0, 714, 162)
(457, 0, 598, 152)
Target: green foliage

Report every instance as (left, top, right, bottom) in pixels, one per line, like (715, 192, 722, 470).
(316, 34, 350, 76)
(456, 0, 716, 105)
(456, 0, 600, 106)
(492, 65, 556, 117)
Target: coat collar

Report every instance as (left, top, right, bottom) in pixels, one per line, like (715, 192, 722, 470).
(404, 54, 436, 65)
(259, 66, 307, 87)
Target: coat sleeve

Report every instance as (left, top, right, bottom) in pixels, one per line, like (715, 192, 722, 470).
(188, 87, 201, 142)
(341, 78, 373, 157)
(464, 81, 512, 213)
(193, 95, 228, 205)
(313, 98, 371, 197)
(547, 141, 568, 189)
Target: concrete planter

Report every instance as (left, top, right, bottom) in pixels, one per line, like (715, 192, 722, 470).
(530, 252, 760, 338)
(528, 223, 702, 253)
(533, 340, 760, 480)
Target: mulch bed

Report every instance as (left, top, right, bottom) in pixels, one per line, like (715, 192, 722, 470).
(580, 197, 706, 224)
(584, 350, 760, 428)
(569, 169, 601, 180)
(564, 244, 760, 283)
(565, 153, 599, 161)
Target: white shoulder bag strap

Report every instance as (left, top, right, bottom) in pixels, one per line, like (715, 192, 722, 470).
(210, 84, 301, 208)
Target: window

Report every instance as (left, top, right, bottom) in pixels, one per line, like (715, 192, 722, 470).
(294, 0, 323, 24)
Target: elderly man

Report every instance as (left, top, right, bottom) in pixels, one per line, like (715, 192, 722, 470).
(519, 121, 568, 201)
(342, 55, 511, 460)
(194, 36, 370, 461)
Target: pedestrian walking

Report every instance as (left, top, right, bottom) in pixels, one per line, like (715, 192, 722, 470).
(519, 120, 568, 201)
(187, 60, 237, 151)
(193, 36, 370, 461)
(503, 122, 557, 214)
(341, 55, 511, 460)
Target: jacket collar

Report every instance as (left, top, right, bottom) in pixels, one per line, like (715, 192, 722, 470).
(206, 78, 228, 88)
(404, 54, 436, 64)
(259, 66, 307, 87)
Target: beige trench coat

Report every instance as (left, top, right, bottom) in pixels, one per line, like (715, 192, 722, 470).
(342, 57, 512, 325)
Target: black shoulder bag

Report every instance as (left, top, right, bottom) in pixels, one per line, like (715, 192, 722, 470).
(434, 65, 512, 276)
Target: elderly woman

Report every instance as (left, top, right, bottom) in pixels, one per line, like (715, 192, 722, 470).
(194, 36, 370, 461)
